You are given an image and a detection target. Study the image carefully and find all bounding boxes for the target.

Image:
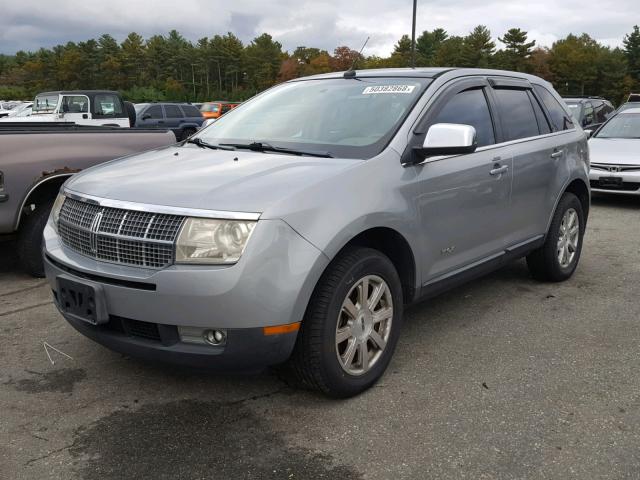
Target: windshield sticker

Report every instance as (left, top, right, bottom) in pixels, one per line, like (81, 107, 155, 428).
(362, 85, 416, 95)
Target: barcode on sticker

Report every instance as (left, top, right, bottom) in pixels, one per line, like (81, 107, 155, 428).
(362, 85, 416, 94)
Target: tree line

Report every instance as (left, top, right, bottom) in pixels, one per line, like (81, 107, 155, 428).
(0, 25, 639, 105)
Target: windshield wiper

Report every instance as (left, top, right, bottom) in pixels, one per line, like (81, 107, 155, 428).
(185, 137, 235, 150)
(219, 141, 334, 158)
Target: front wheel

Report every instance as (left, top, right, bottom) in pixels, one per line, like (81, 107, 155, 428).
(527, 192, 585, 282)
(285, 247, 403, 398)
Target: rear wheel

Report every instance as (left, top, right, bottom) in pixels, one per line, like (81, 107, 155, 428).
(527, 192, 585, 282)
(285, 247, 403, 398)
(17, 200, 53, 277)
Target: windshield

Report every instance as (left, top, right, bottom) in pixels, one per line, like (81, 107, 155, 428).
(33, 95, 59, 113)
(595, 113, 640, 139)
(195, 77, 431, 159)
(134, 103, 148, 113)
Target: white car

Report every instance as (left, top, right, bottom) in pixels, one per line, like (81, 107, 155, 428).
(4, 102, 33, 118)
(589, 107, 640, 195)
(4, 91, 130, 127)
(0, 101, 22, 117)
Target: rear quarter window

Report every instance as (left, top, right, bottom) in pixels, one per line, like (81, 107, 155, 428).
(94, 94, 124, 118)
(533, 85, 574, 131)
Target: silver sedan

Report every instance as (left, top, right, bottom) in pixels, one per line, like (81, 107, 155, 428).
(589, 107, 640, 195)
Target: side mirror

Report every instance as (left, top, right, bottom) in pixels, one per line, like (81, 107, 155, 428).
(142, 114, 152, 120)
(584, 129, 593, 138)
(411, 123, 477, 162)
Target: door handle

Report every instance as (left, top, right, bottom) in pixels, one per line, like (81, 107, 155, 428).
(550, 149, 563, 159)
(490, 165, 509, 176)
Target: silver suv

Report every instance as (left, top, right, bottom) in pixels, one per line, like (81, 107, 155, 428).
(43, 68, 589, 397)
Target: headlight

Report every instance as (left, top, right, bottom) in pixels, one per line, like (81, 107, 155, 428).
(175, 218, 256, 264)
(50, 193, 66, 232)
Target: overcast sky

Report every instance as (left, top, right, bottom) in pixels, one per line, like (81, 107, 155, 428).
(0, 0, 636, 56)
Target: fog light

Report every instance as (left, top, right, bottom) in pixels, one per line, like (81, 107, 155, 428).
(178, 326, 227, 346)
(204, 329, 226, 346)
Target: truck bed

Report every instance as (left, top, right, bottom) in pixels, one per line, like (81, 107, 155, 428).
(1, 125, 177, 234)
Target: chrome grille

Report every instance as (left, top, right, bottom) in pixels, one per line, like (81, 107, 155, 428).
(591, 163, 640, 172)
(58, 197, 184, 268)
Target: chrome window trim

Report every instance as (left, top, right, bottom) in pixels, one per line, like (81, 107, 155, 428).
(475, 128, 577, 153)
(413, 129, 578, 166)
(64, 189, 262, 221)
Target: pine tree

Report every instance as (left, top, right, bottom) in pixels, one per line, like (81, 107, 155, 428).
(497, 28, 536, 71)
(461, 26, 495, 68)
(623, 25, 640, 88)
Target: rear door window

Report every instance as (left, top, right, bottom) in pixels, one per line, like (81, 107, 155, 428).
(165, 105, 184, 118)
(493, 89, 540, 141)
(432, 88, 496, 147)
(181, 105, 202, 117)
(533, 85, 574, 131)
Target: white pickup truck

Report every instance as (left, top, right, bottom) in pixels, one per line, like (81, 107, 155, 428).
(1, 90, 130, 127)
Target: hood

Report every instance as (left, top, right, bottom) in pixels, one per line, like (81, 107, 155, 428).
(66, 144, 363, 216)
(589, 138, 640, 165)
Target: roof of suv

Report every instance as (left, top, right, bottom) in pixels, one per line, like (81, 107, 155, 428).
(293, 68, 554, 87)
(563, 96, 611, 104)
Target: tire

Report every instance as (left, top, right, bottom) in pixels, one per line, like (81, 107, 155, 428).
(180, 127, 196, 141)
(527, 192, 585, 282)
(17, 201, 53, 278)
(284, 247, 404, 398)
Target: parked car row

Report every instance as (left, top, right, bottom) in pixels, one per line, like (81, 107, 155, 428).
(0, 100, 31, 118)
(587, 107, 640, 195)
(134, 102, 205, 141)
(0, 90, 240, 137)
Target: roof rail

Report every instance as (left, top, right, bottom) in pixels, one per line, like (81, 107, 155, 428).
(562, 95, 607, 100)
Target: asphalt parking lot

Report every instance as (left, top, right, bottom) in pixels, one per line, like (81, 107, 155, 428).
(1, 194, 640, 480)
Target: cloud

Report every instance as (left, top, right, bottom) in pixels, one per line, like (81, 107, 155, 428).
(0, 0, 635, 55)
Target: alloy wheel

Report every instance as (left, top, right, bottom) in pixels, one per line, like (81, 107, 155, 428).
(557, 207, 580, 268)
(335, 274, 393, 376)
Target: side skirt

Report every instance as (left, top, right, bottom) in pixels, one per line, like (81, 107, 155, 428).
(415, 235, 544, 303)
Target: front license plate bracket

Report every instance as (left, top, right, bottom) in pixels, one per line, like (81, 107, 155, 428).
(56, 274, 108, 325)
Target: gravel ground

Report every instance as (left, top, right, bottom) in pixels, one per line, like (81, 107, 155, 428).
(1, 194, 639, 480)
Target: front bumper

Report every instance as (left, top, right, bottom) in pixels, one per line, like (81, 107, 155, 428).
(589, 166, 640, 195)
(44, 218, 329, 370)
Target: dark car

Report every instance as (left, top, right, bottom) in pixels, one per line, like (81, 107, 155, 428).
(134, 102, 204, 141)
(563, 96, 614, 132)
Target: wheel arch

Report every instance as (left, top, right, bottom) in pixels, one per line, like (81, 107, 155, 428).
(330, 226, 418, 304)
(564, 178, 590, 222)
(15, 173, 72, 230)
